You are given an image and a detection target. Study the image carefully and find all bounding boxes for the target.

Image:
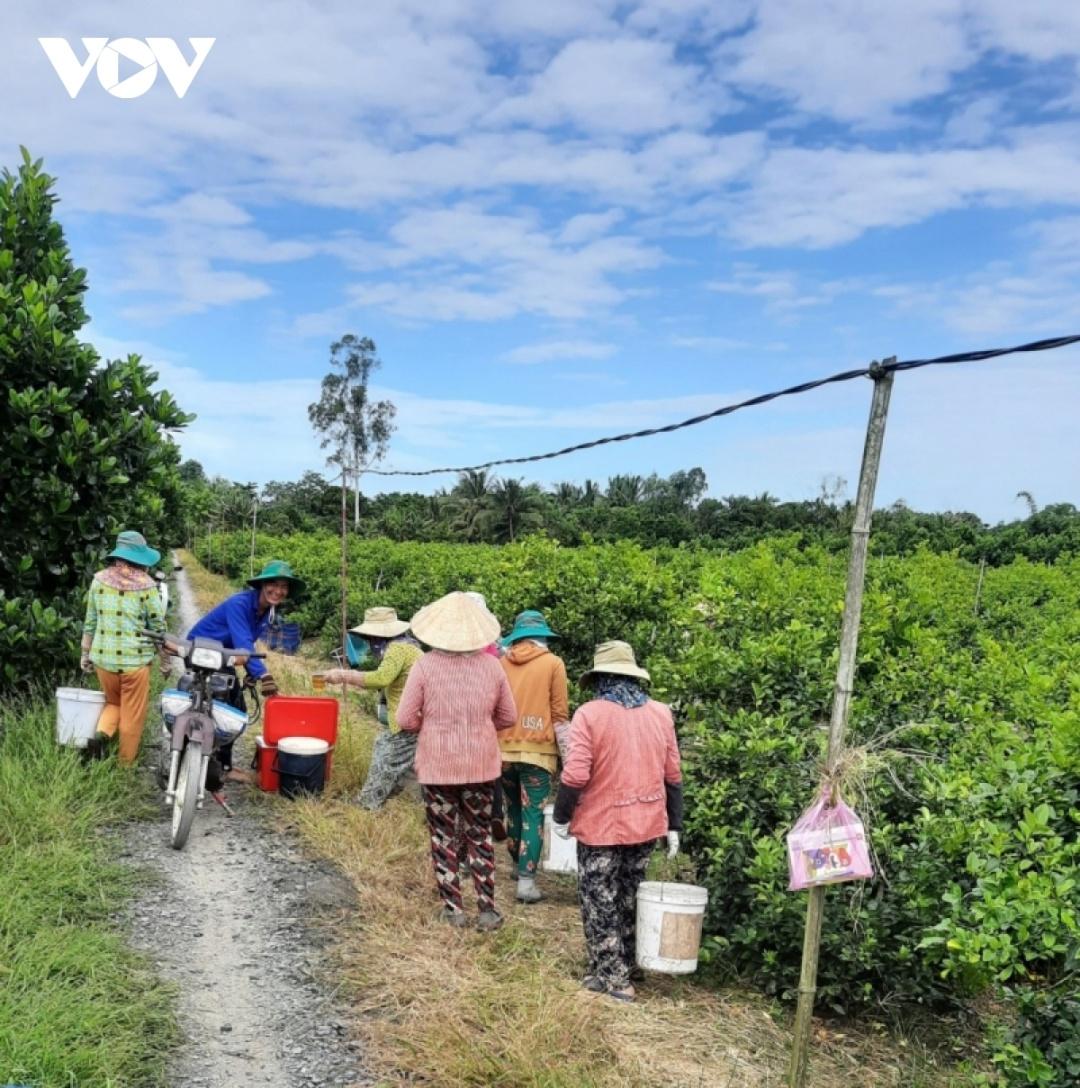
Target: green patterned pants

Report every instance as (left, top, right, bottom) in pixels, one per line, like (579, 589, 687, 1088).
(501, 762, 551, 876)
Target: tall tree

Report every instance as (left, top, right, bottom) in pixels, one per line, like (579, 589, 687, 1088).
(606, 473, 644, 506)
(451, 468, 495, 541)
(0, 149, 191, 689)
(308, 334, 396, 528)
(485, 477, 544, 543)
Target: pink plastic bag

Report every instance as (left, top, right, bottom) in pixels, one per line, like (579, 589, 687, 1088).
(787, 789, 873, 891)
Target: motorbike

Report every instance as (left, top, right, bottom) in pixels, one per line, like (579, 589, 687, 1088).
(142, 629, 263, 850)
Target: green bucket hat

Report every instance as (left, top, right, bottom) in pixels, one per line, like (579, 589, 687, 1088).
(107, 530, 160, 568)
(502, 609, 558, 646)
(247, 559, 306, 599)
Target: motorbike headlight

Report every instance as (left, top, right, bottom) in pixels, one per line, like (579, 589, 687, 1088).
(191, 646, 224, 670)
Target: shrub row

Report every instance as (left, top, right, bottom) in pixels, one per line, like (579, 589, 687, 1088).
(196, 531, 1080, 1083)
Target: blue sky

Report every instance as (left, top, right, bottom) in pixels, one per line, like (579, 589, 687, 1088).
(5, 1, 1080, 521)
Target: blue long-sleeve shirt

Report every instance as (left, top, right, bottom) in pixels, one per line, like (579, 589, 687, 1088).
(187, 590, 271, 679)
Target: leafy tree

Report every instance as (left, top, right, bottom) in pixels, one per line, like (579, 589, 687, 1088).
(178, 458, 206, 484)
(307, 334, 396, 528)
(0, 149, 191, 689)
(484, 477, 545, 543)
(606, 473, 644, 506)
(451, 469, 495, 541)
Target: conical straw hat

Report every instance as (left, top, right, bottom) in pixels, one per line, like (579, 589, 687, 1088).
(410, 591, 500, 652)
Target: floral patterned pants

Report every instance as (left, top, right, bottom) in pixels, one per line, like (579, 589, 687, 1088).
(577, 841, 654, 990)
(501, 762, 551, 876)
(422, 783, 496, 914)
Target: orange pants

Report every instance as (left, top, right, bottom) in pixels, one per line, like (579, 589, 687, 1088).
(94, 665, 152, 765)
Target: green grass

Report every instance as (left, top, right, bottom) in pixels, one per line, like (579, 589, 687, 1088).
(0, 695, 176, 1088)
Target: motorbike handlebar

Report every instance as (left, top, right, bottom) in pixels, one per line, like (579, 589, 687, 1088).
(140, 630, 266, 660)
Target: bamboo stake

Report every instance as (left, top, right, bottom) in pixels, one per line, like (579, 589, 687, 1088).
(786, 361, 895, 1088)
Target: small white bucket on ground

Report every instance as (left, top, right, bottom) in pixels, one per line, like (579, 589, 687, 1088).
(55, 687, 106, 748)
(635, 881, 708, 974)
(542, 803, 578, 874)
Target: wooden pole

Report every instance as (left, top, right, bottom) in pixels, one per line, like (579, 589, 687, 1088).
(786, 361, 895, 1088)
(340, 463, 348, 669)
(249, 492, 258, 579)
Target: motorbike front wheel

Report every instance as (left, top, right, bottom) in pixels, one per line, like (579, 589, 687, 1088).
(170, 740, 202, 850)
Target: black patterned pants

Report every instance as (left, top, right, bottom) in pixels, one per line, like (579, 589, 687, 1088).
(576, 841, 654, 990)
(422, 783, 496, 914)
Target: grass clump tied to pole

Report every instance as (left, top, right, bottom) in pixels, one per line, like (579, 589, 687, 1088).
(0, 698, 176, 1087)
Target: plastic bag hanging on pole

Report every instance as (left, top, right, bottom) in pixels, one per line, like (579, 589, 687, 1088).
(786, 788, 873, 891)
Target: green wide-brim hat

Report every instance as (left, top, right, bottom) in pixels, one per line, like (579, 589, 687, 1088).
(247, 559, 306, 599)
(107, 530, 160, 568)
(501, 609, 558, 646)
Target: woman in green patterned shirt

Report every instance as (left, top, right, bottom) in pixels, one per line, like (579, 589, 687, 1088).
(80, 530, 167, 764)
(324, 607, 423, 809)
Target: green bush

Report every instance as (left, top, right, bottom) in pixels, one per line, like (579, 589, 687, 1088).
(196, 531, 1080, 1082)
(0, 149, 191, 692)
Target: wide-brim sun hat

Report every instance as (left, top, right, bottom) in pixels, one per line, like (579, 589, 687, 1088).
(502, 608, 558, 646)
(247, 559, 306, 599)
(351, 606, 410, 638)
(410, 591, 500, 653)
(580, 640, 650, 684)
(107, 530, 160, 568)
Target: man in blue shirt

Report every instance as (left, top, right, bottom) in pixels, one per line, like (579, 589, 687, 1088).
(187, 559, 305, 777)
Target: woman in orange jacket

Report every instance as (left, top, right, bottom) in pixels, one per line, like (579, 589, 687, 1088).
(499, 609, 569, 903)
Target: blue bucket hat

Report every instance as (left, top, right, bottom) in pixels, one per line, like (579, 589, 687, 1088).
(502, 609, 558, 646)
(107, 530, 160, 568)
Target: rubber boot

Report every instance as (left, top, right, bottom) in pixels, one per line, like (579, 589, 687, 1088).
(516, 876, 543, 903)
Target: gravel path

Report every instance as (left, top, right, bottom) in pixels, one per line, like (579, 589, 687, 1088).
(119, 556, 372, 1088)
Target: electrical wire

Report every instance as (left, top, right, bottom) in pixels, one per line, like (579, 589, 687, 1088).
(366, 333, 1080, 478)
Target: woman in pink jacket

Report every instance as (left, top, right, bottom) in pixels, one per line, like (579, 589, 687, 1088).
(552, 641, 683, 1002)
(397, 592, 517, 932)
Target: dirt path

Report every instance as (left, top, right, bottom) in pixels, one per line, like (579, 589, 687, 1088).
(119, 556, 371, 1088)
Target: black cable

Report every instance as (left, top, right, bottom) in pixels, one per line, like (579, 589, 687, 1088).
(366, 333, 1080, 478)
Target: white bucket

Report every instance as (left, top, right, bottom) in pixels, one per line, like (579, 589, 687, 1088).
(542, 803, 578, 874)
(55, 687, 106, 748)
(635, 881, 709, 974)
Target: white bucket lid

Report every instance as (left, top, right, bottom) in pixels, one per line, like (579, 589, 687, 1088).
(56, 687, 106, 703)
(637, 881, 709, 906)
(278, 736, 330, 756)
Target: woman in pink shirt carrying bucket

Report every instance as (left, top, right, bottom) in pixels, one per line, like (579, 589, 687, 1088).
(552, 640, 683, 1002)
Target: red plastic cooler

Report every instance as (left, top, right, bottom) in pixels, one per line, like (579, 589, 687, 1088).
(255, 695, 339, 792)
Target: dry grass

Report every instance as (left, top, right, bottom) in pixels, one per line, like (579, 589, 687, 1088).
(176, 550, 978, 1088)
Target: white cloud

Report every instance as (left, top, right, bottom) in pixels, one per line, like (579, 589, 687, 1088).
(504, 340, 617, 364)
(723, 0, 974, 125)
(336, 204, 664, 322)
(489, 37, 717, 135)
(718, 126, 1080, 248)
(671, 335, 749, 351)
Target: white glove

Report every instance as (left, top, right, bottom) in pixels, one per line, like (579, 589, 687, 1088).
(552, 821, 571, 840)
(554, 721, 572, 761)
(666, 831, 680, 859)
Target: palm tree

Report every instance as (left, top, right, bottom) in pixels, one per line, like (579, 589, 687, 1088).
(451, 469, 494, 541)
(606, 474, 644, 506)
(551, 481, 583, 507)
(1016, 490, 1039, 518)
(484, 478, 544, 543)
(581, 479, 601, 507)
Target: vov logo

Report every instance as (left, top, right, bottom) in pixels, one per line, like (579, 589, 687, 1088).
(38, 37, 215, 99)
